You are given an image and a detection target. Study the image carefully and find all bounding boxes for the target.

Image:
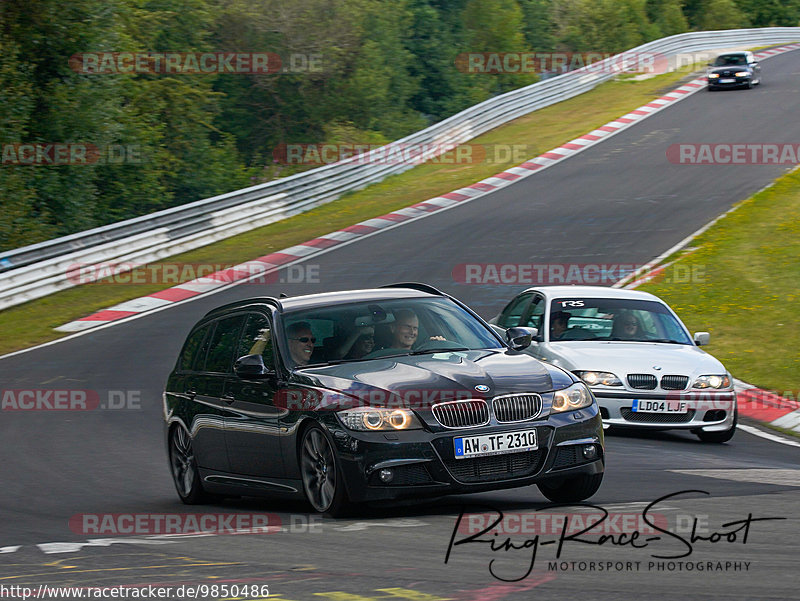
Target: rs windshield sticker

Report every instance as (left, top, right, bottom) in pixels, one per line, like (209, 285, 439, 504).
(557, 300, 585, 308)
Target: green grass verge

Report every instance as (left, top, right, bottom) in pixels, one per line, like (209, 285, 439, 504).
(637, 167, 800, 393)
(0, 65, 705, 356)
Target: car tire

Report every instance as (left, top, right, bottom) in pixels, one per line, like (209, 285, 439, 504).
(537, 472, 603, 503)
(169, 425, 215, 504)
(696, 409, 737, 443)
(300, 424, 353, 517)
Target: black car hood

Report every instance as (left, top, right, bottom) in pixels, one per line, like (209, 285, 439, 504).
(296, 349, 568, 405)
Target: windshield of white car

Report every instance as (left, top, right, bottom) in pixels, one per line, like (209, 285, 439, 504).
(548, 298, 692, 344)
(283, 297, 502, 367)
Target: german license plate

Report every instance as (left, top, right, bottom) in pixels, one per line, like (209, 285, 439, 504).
(632, 399, 687, 413)
(454, 429, 537, 459)
(720, 78, 735, 83)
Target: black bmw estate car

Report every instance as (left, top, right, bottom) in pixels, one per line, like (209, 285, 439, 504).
(164, 284, 604, 516)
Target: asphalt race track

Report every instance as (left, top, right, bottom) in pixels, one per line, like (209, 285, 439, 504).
(2, 49, 800, 601)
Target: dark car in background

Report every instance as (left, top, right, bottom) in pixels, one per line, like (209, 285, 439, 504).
(707, 51, 761, 90)
(164, 284, 604, 516)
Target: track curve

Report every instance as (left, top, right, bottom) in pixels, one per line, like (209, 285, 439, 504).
(2, 48, 800, 601)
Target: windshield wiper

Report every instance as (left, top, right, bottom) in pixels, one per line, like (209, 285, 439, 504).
(311, 359, 349, 366)
(409, 346, 470, 355)
(306, 356, 384, 366)
(646, 338, 687, 344)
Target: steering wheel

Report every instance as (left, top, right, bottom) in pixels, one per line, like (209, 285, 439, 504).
(559, 328, 597, 341)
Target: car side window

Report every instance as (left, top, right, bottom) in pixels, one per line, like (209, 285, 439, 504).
(202, 314, 246, 373)
(178, 324, 211, 372)
(522, 295, 545, 329)
(498, 293, 532, 328)
(238, 312, 274, 368)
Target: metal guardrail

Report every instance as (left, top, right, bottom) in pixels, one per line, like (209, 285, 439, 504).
(2, 27, 799, 310)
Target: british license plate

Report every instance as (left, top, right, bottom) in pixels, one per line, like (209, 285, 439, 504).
(454, 429, 537, 459)
(632, 399, 687, 413)
(719, 78, 736, 83)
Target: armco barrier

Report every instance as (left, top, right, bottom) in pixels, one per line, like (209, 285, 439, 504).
(1, 28, 799, 311)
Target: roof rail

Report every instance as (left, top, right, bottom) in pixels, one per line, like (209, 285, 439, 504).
(381, 282, 446, 296)
(202, 296, 283, 318)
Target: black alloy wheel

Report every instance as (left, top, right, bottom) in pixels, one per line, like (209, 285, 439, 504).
(169, 425, 213, 504)
(300, 425, 352, 517)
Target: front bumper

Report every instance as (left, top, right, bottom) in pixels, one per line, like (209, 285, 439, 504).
(592, 389, 736, 431)
(708, 75, 751, 88)
(325, 406, 604, 503)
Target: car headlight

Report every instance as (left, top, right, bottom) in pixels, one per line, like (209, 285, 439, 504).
(692, 374, 731, 390)
(551, 382, 594, 413)
(337, 407, 423, 431)
(573, 370, 622, 387)
(734, 71, 749, 77)
(708, 73, 719, 79)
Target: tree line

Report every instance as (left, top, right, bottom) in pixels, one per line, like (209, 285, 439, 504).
(1, 0, 798, 252)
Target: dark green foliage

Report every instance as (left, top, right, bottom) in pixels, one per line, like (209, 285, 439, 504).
(734, 0, 800, 26)
(0, 0, 785, 252)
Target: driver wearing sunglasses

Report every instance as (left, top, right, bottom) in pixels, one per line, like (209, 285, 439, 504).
(286, 321, 316, 366)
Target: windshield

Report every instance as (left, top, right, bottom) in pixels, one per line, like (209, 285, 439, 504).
(713, 54, 747, 67)
(281, 297, 502, 367)
(548, 298, 692, 344)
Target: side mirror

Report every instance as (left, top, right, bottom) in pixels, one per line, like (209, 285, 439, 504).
(694, 332, 710, 346)
(506, 327, 536, 351)
(234, 354, 273, 378)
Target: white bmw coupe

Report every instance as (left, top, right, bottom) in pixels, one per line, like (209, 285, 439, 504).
(490, 286, 736, 443)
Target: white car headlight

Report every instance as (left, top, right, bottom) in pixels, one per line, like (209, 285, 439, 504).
(573, 370, 622, 387)
(551, 382, 594, 413)
(692, 374, 732, 390)
(708, 73, 720, 78)
(337, 407, 423, 431)
(734, 71, 749, 77)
